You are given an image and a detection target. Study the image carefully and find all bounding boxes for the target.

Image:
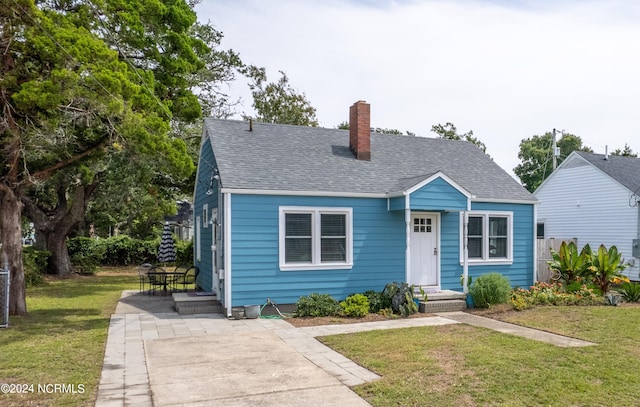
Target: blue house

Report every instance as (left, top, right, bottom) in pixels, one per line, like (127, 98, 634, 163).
(193, 101, 536, 315)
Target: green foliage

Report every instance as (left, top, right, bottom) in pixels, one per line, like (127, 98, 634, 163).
(618, 282, 640, 302)
(431, 122, 487, 153)
(362, 289, 392, 313)
(547, 241, 591, 284)
(294, 293, 340, 317)
(175, 239, 194, 265)
(510, 282, 603, 311)
(469, 273, 511, 308)
(587, 244, 629, 293)
(339, 294, 370, 317)
(383, 282, 418, 317)
(66, 237, 105, 275)
(611, 143, 638, 157)
(514, 132, 593, 192)
(67, 235, 191, 267)
(246, 69, 318, 126)
(22, 247, 50, 287)
(100, 236, 159, 266)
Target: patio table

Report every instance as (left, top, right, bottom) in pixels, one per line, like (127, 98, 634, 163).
(146, 271, 184, 296)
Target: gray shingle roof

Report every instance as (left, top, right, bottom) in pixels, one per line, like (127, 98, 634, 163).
(204, 119, 535, 202)
(575, 151, 640, 194)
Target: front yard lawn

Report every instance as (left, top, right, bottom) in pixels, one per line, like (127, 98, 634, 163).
(320, 305, 640, 406)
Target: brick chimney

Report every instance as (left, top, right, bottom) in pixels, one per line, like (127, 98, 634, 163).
(349, 100, 371, 161)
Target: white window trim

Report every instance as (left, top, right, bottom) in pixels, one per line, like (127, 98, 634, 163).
(203, 204, 209, 228)
(279, 206, 353, 271)
(195, 216, 201, 261)
(460, 211, 513, 265)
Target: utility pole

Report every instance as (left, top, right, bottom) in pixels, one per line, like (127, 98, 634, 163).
(552, 128, 557, 170)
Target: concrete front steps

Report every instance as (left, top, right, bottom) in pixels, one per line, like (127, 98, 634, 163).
(172, 292, 224, 315)
(415, 289, 467, 313)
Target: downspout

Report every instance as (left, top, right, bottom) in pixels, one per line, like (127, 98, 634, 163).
(462, 199, 471, 293)
(224, 193, 232, 316)
(533, 204, 538, 283)
(405, 193, 411, 283)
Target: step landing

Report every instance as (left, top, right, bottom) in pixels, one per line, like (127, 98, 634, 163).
(415, 289, 468, 313)
(172, 292, 223, 315)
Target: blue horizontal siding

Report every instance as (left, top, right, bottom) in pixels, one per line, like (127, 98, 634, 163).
(229, 194, 406, 306)
(410, 177, 467, 211)
(193, 140, 218, 294)
(468, 202, 535, 288)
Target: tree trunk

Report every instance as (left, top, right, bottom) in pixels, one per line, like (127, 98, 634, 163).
(0, 184, 27, 316)
(23, 182, 98, 276)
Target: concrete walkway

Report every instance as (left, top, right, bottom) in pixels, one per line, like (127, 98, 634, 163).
(95, 291, 594, 406)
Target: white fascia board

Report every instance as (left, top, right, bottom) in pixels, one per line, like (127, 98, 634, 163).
(388, 171, 472, 198)
(404, 171, 473, 198)
(220, 188, 386, 199)
(471, 197, 539, 205)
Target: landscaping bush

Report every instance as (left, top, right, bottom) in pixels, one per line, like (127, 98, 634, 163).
(383, 282, 418, 317)
(362, 289, 392, 313)
(469, 272, 511, 308)
(97, 235, 157, 266)
(175, 239, 194, 265)
(340, 294, 370, 317)
(22, 246, 50, 287)
(619, 282, 640, 303)
(67, 237, 105, 275)
(510, 282, 603, 311)
(294, 293, 341, 317)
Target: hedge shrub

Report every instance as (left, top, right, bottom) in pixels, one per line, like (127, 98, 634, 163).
(22, 246, 50, 287)
(469, 272, 511, 308)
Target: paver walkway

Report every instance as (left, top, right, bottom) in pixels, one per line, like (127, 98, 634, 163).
(95, 291, 595, 406)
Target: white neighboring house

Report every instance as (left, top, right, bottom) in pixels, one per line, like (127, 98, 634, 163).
(534, 151, 640, 280)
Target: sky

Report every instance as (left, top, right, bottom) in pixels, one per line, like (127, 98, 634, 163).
(195, 0, 640, 180)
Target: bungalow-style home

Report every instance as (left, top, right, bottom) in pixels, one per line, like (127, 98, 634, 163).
(193, 101, 536, 314)
(534, 151, 640, 280)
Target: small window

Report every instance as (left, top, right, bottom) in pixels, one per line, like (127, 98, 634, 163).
(462, 212, 512, 263)
(468, 216, 483, 258)
(203, 204, 209, 228)
(279, 207, 353, 270)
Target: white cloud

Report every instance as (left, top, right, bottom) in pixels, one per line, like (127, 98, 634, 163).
(196, 0, 640, 178)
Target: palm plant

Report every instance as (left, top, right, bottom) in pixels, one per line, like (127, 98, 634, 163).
(547, 241, 591, 284)
(587, 244, 629, 293)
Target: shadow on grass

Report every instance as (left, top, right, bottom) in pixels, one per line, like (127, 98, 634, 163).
(3, 308, 109, 345)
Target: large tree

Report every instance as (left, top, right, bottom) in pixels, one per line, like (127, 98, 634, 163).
(0, 0, 210, 314)
(246, 69, 318, 127)
(514, 132, 593, 192)
(431, 122, 487, 153)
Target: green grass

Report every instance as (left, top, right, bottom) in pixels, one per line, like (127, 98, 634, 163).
(0, 270, 137, 407)
(321, 305, 640, 406)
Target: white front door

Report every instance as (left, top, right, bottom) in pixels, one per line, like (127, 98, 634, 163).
(409, 214, 438, 287)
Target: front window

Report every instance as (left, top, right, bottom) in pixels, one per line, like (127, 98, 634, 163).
(463, 212, 512, 263)
(280, 207, 352, 270)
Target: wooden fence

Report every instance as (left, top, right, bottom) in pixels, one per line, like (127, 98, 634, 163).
(536, 237, 577, 282)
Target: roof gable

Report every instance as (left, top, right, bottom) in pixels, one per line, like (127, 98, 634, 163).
(203, 119, 535, 202)
(539, 151, 640, 195)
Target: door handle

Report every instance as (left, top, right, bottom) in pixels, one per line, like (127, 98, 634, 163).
(433, 247, 438, 255)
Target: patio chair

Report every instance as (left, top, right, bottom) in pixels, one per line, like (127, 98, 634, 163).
(146, 266, 170, 296)
(137, 263, 154, 293)
(174, 265, 199, 292)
